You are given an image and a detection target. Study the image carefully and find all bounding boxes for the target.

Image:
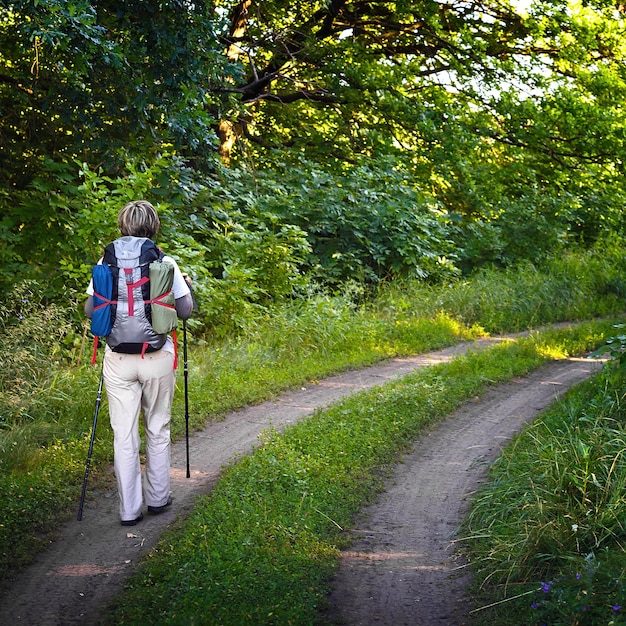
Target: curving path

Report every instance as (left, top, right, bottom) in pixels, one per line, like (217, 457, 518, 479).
(324, 356, 601, 625)
(0, 335, 603, 625)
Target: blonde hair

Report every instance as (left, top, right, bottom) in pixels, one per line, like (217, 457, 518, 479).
(118, 200, 160, 238)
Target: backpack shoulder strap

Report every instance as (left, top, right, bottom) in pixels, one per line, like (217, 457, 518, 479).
(138, 239, 161, 266)
(103, 242, 117, 266)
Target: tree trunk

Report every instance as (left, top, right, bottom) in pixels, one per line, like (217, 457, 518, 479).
(218, 0, 252, 164)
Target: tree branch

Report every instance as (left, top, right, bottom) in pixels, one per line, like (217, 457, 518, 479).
(0, 74, 34, 95)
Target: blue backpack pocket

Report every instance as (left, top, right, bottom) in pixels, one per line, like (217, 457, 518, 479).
(91, 264, 114, 337)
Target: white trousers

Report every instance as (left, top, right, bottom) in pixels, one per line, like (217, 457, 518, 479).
(103, 349, 175, 521)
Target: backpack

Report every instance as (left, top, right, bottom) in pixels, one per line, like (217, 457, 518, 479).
(90, 237, 178, 365)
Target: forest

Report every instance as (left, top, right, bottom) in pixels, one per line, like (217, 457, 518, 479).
(1, 0, 625, 330)
(2, 2, 626, 624)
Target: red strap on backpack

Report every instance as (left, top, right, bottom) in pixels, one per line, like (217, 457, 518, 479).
(92, 291, 116, 310)
(91, 336, 99, 366)
(124, 268, 149, 316)
(147, 289, 175, 309)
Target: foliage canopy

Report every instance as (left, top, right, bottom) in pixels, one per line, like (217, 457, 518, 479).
(1, 0, 626, 323)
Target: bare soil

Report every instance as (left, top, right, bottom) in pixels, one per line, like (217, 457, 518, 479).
(0, 337, 603, 625)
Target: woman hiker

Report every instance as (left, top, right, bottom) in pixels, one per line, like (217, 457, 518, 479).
(84, 200, 193, 526)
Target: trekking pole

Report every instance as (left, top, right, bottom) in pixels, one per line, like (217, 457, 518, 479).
(183, 318, 190, 478)
(77, 368, 104, 521)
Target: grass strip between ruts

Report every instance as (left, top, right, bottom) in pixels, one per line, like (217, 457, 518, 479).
(105, 321, 613, 625)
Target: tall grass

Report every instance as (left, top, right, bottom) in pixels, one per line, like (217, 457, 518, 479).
(375, 241, 626, 333)
(463, 365, 626, 625)
(0, 282, 98, 469)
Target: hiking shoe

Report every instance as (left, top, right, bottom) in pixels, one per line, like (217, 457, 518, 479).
(120, 513, 143, 527)
(148, 496, 172, 514)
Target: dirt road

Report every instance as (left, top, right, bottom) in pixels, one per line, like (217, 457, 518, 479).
(0, 336, 603, 625)
(324, 356, 601, 625)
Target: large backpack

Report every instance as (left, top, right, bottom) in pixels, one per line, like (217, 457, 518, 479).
(90, 237, 178, 364)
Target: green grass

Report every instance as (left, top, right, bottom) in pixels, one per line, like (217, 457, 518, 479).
(462, 359, 626, 626)
(103, 322, 617, 624)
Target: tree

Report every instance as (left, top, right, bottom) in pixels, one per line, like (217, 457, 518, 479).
(0, 0, 224, 187)
(2, 0, 626, 303)
(213, 0, 537, 161)
(214, 1, 626, 209)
